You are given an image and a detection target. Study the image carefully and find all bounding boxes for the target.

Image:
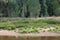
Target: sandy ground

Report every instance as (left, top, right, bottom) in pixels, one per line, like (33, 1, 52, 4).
(0, 30, 60, 37)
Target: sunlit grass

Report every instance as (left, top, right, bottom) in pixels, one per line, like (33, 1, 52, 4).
(0, 18, 60, 33)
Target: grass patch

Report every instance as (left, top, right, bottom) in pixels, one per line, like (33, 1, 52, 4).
(0, 18, 60, 33)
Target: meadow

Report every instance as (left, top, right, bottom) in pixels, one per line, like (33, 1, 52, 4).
(0, 17, 60, 33)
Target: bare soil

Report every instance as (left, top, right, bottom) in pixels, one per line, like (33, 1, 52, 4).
(0, 30, 60, 37)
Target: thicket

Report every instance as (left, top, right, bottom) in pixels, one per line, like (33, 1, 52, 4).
(0, 0, 60, 17)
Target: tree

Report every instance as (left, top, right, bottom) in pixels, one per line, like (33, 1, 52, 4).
(0, 0, 60, 17)
(39, 0, 49, 17)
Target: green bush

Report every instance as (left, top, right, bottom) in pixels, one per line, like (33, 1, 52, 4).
(0, 19, 60, 33)
(18, 27, 40, 33)
(0, 22, 6, 29)
(5, 24, 16, 30)
(44, 20, 60, 24)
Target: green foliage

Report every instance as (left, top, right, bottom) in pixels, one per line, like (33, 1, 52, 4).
(0, 0, 60, 17)
(41, 20, 60, 24)
(49, 25, 60, 33)
(0, 18, 60, 33)
(0, 22, 15, 30)
(19, 27, 39, 33)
